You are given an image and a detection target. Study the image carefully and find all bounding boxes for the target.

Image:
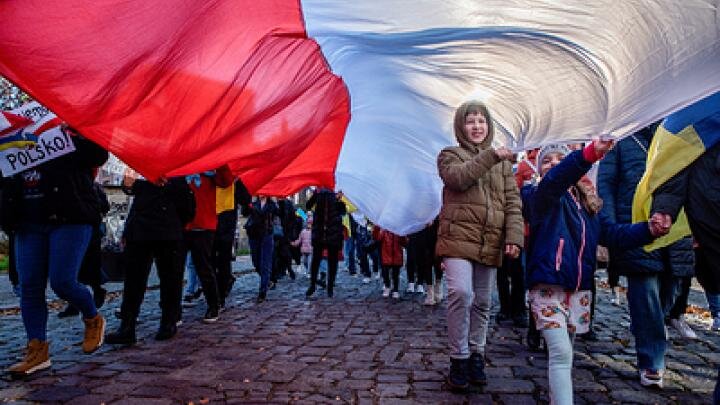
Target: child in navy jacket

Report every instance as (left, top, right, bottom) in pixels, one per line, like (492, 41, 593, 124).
(521, 140, 669, 405)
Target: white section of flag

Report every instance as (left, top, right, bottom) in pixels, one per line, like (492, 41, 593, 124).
(302, 0, 720, 234)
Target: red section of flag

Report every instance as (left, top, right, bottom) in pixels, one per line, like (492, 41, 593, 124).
(0, 1, 349, 194)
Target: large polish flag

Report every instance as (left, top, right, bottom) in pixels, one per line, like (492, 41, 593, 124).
(1, 1, 718, 234)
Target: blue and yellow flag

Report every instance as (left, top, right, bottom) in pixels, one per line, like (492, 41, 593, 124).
(633, 91, 720, 251)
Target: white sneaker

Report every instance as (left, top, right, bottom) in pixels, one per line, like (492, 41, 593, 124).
(611, 289, 622, 306)
(392, 291, 400, 299)
(434, 282, 443, 302)
(711, 317, 720, 331)
(375, 273, 381, 280)
(406, 283, 415, 293)
(416, 285, 425, 294)
(362, 277, 371, 284)
(639, 369, 663, 389)
(382, 287, 391, 298)
(424, 285, 435, 306)
(670, 317, 697, 340)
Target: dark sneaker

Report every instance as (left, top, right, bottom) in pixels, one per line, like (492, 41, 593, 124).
(446, 358, 469, 391)
(203, 308, 219, 323)
(305, 285, 316, 298)
(154, 323, 178, 341)
(468, 353, 487, 385)
(256, 291, 267, 304)
(106, 319, 137, 345)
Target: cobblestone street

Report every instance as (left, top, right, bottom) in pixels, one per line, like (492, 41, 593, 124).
(0, 257, 717, 404)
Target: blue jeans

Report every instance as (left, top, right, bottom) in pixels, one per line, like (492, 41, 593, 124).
(250, 234, 274, 294)
(707, 292, 720, 318)
(345, 237, 356, 273)
(626, 274, 667, 371)
(661, 274, 691, 320)
(15, 223, 96, 342)
(184, 252, 200, 295)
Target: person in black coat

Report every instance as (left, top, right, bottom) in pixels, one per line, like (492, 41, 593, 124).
(105, 175, 194, 344)
(598, 126, 696, 386)
(245, 196, 279, 303)
(305, 188, 346, 298)
(653, 141, 720, 325)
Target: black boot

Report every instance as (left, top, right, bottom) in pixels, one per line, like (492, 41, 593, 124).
(446, 358, 469, 391)
(468, 353, 487, 385)
(155, 322, 178, 341)
(106, 317, 137, 345)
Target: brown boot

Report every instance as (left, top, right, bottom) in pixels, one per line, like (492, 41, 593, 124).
(82, 313, 105, 353)
(9, 339, 51, 376)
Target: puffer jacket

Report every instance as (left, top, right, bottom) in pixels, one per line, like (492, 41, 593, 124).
(306, 189, 346, 247)
(294, 228, 313, 254)
(523, 149, 654, 291)
(597, 128, 694, 276)
(374, 228, 407, 267)
(435, 108, 524, 267)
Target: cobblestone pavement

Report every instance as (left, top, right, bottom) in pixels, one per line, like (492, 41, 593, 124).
(0, 258, 717, 404)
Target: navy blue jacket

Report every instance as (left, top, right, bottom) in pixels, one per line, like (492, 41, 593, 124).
(522, 150, 654, 291)
(598, 130, 694, 276)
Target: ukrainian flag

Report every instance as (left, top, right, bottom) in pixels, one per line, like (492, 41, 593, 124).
(633, 91, 720, 251)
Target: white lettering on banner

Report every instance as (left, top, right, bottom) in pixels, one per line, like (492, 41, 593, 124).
(0, 127, 75, 176)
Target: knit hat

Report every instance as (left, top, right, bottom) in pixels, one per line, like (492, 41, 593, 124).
(537, 144, 570, 168)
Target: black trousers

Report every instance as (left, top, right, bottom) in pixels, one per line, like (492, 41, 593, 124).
(120, 240, 184, 324)
(78, 224, 103, 289)
(406, 242, 418, 284)
(213, 236, 234, 300)
(497, 255, 526, 318)
(309, 243, 340, 292)
(184, 230, 219, 309)
(382, 265, 401, 292)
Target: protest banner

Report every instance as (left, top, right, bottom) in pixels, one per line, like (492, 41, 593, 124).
(0, 127, 75, 176)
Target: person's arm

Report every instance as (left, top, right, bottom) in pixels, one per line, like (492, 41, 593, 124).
(651, 166, 690, 222)
(437, 148, 504, 192)
(502, 162, 524, 254)
(597, 145, 619, 223)
(599, 210, 654, 250)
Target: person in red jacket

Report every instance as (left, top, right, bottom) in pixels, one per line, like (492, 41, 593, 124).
(183, 166, 233, 323)
(373, 227, 407, 299)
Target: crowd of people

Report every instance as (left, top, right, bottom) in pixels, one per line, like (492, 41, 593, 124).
(1, 97, 719, 404)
